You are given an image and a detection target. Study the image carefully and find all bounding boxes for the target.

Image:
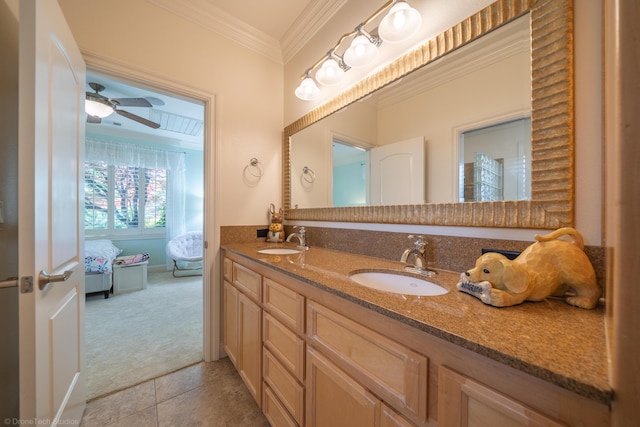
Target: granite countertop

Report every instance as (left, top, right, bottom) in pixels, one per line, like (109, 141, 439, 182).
(222, 242, 612, 404)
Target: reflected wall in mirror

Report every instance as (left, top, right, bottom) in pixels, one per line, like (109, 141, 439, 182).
(284, 0, 574, 229)
(290, 16, 530, 209)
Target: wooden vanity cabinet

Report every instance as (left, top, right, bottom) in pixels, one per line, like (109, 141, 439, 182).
(223, 258, 262, 406)
(222, 251, 609, 427)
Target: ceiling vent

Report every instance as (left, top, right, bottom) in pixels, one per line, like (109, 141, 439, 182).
(149, 109, 204, 136)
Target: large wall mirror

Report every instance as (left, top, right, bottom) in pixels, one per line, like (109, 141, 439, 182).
(283, 0, 574, 229)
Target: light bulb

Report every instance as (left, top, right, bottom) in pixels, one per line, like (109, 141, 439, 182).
(294, 77, 321, 101)
(316, 58, 345, 86)
(379, 1, 422, 43)
(344, 35, 378, 68)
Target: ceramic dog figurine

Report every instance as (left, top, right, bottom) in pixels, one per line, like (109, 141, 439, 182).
(458, 227, 601, 309)
(266, 203, 285, 243)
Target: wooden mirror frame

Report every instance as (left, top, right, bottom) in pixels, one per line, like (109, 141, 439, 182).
(283, 0, 573, 229)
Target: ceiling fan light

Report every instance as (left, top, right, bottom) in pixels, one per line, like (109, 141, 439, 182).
(316, 58, 345, 86)
(295, 77, 321, 101)
(85, 98, 113, 118)
(379, 1, 422, 43)
(344, 34, 378, 68)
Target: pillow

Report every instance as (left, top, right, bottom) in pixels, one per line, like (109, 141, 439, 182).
(85, 239, 122, 259)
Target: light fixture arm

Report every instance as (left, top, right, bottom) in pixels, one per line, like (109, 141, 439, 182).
(328, 50, 350, 71)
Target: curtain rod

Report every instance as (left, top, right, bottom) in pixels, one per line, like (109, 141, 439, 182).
(86, 137, 187, 155)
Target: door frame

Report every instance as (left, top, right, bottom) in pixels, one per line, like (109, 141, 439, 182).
(81, 51, 220, 361)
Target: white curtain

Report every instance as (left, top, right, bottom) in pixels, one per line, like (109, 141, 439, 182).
(86, 138, 186, 269)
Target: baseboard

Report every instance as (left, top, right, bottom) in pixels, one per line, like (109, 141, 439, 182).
(148, 264, 171, 273)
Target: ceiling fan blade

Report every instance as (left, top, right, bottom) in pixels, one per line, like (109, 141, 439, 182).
(116, 109, 161, 129)
(87, 115, 102, 124)
(111, 97, 152, 108)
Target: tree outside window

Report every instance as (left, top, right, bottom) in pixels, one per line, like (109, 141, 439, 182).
(85, 161, 166, 235)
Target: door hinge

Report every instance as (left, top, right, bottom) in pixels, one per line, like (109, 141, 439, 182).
(20, 276, 34, 293)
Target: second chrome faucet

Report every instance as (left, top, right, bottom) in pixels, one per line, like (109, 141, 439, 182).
(401, 235, 436, 275)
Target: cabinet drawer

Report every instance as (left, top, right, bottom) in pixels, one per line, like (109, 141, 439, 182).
(264, 348, 305, 426)
(263, 385, 298, 427)
(264, 312, 305, 381)
(223, 257, 233, 282)
(233, 262, 261, 302)
(263, 277, 305, 335)
(307, 301, 428, 423)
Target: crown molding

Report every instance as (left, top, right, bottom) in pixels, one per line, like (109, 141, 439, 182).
(146, 0, 283, 63)
(146, 0, 347, 66)
(280, 0, 349, 64)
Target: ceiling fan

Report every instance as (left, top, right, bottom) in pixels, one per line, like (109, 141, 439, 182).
(85, 82, 161, 129)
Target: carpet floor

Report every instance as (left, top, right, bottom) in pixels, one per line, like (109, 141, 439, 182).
(85, 270, 203, 400)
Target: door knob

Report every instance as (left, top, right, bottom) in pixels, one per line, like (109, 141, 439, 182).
(39, 269, 73, 290)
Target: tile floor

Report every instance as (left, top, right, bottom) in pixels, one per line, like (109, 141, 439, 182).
(80, 358, 270, 427)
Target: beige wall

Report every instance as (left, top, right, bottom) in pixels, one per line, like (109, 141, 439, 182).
(58, 0, 285, 226)
(284, 0, 603, 246)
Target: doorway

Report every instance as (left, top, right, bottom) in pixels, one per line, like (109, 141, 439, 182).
(332, 139, 368, 207)
(83, 68, 210, 399)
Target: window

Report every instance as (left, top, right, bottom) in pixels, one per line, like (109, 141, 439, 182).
(84, 160, 167, 236)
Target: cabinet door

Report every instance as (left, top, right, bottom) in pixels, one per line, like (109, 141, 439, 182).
(307, 347, 381, 427)
(239, 291, 262, 406)
(438, 366, 566, 427)
(223, 281, 239, 367)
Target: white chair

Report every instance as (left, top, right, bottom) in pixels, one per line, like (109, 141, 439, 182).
(166, 231, 203, 277)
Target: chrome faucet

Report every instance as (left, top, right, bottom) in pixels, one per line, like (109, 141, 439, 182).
(286, 226, 308, 249)
(401, 235, 429, 272)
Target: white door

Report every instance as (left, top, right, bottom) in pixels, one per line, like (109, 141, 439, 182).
(18, 0, 86, 423)
(370, 137, 426, 205)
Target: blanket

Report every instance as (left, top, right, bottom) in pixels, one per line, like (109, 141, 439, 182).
(114, 252, 150, 266)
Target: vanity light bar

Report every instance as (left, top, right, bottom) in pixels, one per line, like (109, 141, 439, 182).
(294, 0, 422, 101)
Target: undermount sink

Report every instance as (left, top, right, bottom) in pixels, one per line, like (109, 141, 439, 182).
(257, 248, 302, 255)
(349, 271, 448, 296)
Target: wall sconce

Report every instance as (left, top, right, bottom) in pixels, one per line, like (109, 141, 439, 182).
(294, 0, 422, 101)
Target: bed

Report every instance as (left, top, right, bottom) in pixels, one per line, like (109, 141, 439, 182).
(85, 239, 122, 298)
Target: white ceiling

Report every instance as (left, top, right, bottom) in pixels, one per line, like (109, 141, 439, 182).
(85, 71, 206, 151)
